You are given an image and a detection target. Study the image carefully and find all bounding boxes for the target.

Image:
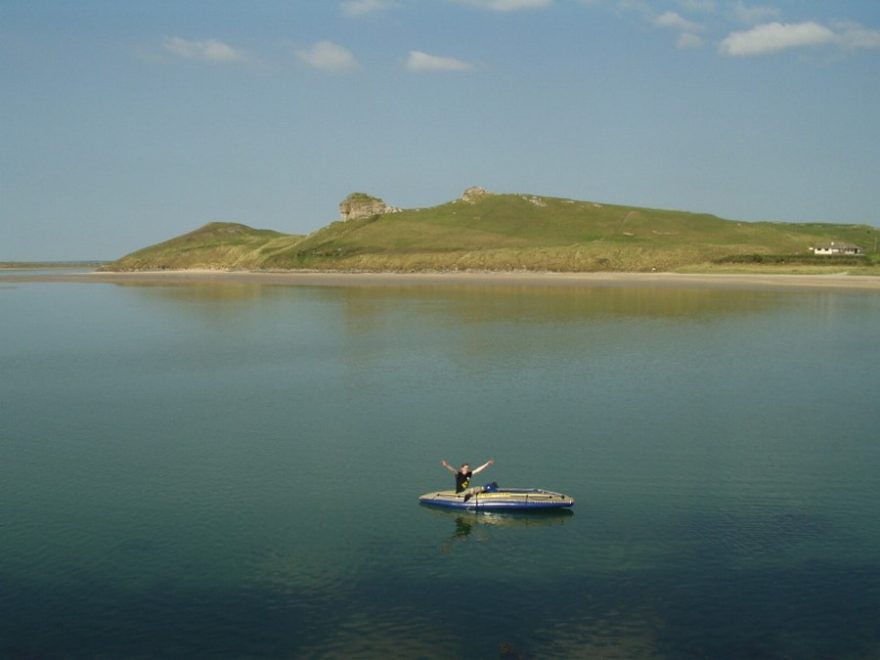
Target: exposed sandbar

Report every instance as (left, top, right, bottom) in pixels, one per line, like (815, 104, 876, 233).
(8, 269, 878, 291)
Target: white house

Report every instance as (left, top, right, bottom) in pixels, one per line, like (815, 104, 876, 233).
(810, 242, 865, 256)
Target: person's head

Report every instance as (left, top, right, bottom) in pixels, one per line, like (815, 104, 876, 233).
(459, 463, 470, 473)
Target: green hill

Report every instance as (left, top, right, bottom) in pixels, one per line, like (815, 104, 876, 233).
(102, 190, 880, 273)
(104, 222, 303, 271)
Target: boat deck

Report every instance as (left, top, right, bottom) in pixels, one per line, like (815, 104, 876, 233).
(419, 487, 574, 511)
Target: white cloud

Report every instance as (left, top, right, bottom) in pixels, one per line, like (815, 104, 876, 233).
(296, 41, 360, 72)
(677, 33, 704, 49)
(405, 50, 474, 72)
(731, 1, 781, 25)
(456, 0, 553, 12)
(575, 1, 651, 17)
(613, 0, 651, 13)
(719, 21, 835, 56)
(677, 0, 715, 13)
(654, 11, 703, 33)
(340, 0, 396, 17)
(834, 21, 880, 50)
(162, 37, 248, 63)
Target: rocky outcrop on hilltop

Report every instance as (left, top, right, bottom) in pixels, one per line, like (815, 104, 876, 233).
(339, 193, 401, 221)
(460, 186, 492, 204)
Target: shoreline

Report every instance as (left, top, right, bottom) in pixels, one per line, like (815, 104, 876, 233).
(4, 268, 880, 291)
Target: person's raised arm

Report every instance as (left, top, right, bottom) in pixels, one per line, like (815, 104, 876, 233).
(472, 459, 494, 475)
(440, 460, 457, 474)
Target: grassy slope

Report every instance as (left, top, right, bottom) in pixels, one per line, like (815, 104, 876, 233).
(102, 194, 880, 273)
(102, 222, 303, 271)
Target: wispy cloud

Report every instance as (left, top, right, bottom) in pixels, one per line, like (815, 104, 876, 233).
(654, 11, 704, 33)
(296, 41, 360, 72)
(405, 50, 474, 72)
(340, 0, 396, 17)
(730, 1, 781, 25)
(650, 9, 704, 49)
(676, 0, 715, 13)
(455, 0, 553, 12)
(677, 33, 705, 49)
(580, 0, 878, 58)
(577, 0, 683, 23)
(720, 22, 835, 56)
(834, 21, 880, 50)
(719, 20, 880, 56)
(162, 37, 248, 63)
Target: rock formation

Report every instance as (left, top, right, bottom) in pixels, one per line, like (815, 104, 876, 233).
(460, 186, 491, 204)
(339, 193, 400, 221)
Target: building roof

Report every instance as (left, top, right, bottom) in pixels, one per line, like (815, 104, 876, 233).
(812, 242, 862, 250)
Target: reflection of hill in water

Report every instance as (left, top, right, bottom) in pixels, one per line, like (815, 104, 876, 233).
(117, 278, 787, 324)
(112, 281, 280, 303)
(329, 284, 782, 324)
(108, 281, 805, 370)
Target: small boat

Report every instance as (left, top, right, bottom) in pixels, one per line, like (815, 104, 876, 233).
(419, 487, 574, 511)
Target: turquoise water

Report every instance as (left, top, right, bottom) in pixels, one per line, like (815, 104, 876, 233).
(2, 278, 879, 658)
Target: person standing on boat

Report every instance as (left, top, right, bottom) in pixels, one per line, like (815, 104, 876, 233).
(440, 459, 494, 495)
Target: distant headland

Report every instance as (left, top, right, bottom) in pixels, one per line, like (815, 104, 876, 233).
(100, 188, 880, 275)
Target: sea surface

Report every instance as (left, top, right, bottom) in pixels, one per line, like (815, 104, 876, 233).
(2, 273, 879, 658)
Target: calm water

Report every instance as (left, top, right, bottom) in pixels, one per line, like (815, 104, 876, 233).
(2, 276, 879, 658)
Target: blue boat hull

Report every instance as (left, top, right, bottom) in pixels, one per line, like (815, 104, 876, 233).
(419, 487, 574, 511)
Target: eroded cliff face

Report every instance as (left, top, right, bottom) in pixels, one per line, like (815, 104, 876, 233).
(339, 193, 400, 221)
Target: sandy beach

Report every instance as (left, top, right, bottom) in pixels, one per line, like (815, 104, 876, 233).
(4, 268, 879, 291)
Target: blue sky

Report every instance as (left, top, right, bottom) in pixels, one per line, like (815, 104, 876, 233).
(2, 0, 879, 260)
